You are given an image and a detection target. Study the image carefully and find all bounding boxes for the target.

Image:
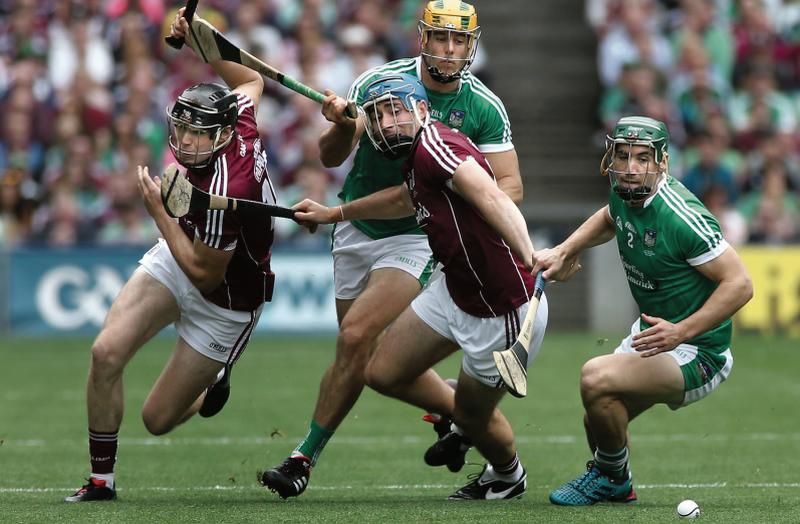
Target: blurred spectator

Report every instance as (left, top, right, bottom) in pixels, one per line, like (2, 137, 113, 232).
(97, 172, 159, 245)
(274, 162, 338, 247)
(669, 0, 734, 82)
(732, 0, 795, 88)
(728, 63, 796, 150)
(737, 160, 800, 244)
(682, 130, 739, 200)
(30, 188, 95, 246)
(701, 183, 749, 245)
(47, 10, 113, 92)
(598, 0, 674, 86)
(0, 169, 36, 246)
(740, 130, 800, 193)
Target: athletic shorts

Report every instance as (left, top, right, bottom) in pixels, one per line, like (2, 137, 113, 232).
(411, 275, 549, 388)
(138, 239, 262, 364)
(614, 319, 733, 409)
(331, 221, 435, 300)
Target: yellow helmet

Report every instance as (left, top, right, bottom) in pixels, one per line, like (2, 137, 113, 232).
(418, 0, 481, 83)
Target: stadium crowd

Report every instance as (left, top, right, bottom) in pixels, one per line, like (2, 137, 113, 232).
(0, 0, 492, 249)
(590, 0, 800, 245)
(3, 0, 799, 248)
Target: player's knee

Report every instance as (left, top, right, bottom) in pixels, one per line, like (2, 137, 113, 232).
(452, 408, 486, 435)
(364, 358, 394, 394)
(141, 406, 175, 436)
(580, 357, 614, 402)
(336, 323, 372, 365)
(90, 338, 126, 377)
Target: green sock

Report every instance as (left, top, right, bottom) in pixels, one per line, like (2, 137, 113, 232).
(292, 420, 334, 466)
(594, 446, 629, 482)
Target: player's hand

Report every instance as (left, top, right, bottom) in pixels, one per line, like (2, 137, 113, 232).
(532, 246, 582, 282)
(631, 313, 685, 357)
(292, 198, 339, 229)
(321, 89, 356, 126)
(137, 165, 168, 219)
(169, 7, 191, 43)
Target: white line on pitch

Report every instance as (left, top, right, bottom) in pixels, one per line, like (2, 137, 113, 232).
(3, 432, 800, 447)
(2, 482, 799, 494)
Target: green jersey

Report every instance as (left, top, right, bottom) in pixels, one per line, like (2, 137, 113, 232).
(342, 57, 513, 239)
(608, 176, 731, 351)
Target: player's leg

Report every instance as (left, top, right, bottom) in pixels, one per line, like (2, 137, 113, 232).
(447, 371, 527, 500)
(66, 269, 179, 502)
(140, 338, 224, 435)
(260, 225, 435, 499)
(363, 305, 460, 412)
(259, 268, 421, 499)
(142, 289, 260, 430)
(550, 350, 683, 506)
(313, 267, 423, 429)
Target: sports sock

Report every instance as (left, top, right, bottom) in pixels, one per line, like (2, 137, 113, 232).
(91, 472, 115, 489)
(292, 420, 334, 467)
(89, 428, 118, 479)
(594, 445, 629, 482)
(489, 453, 523, 483)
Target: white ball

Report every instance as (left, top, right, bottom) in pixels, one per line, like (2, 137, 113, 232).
(676, 499, 701, 518)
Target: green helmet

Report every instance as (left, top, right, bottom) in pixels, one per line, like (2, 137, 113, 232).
(602, 116, 669, 202)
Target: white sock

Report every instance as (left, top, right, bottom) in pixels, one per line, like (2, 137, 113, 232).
(92, 472, 115, 489)
(488, 455, 524, 483)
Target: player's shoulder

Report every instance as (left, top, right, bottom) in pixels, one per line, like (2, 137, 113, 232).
(654, 177, 721, 232)
(215, 139, 267, 199)
(348, 57, 419, 100)
(234, 92, 258, 135)
(424, 121, 476, 150)
(416, 122, 476, 173)
(458, 72, 508, 112)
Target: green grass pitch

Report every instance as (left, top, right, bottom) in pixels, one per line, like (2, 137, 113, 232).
(1, 333, 797, 523)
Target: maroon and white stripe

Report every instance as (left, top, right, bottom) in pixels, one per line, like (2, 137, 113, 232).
(237, 93, 254, 115)
(421, 125, 463, 174)
(204, 154, 229, 249)
(226, 310, 257, 367)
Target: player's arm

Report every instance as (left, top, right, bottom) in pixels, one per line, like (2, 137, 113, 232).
(319, 90, 364, 167)
(633, 247, 754, 356)
(485, 149, 523, 204)
(451, 157, 534, 270)
(678, 248, 754, 338)
(137, 166, 233, 293)
(532, 206, 615, 281)
(293, 184, 413, 224)
(170, 9, 263, 111)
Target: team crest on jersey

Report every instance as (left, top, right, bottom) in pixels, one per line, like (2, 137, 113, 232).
(448, 109, 466, 129)
(615, 216, 623, 231)
(643, 228, 657, 247)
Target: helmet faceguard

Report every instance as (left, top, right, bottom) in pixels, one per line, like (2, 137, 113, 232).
(601, 116, 669, 203)
(360, 74, 430, 160)
(167, 83, 238, 168)
(418, 0, 481, 84)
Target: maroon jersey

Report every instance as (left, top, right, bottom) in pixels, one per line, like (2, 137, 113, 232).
(404, 121, 534, 318)
(178, 93, 277, 311)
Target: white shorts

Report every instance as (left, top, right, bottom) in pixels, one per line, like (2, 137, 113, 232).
(411, 276, 549, 387)
(138, 239, 262, 364)
(614, 319, 733, 409)
(332, 221, 434, 300)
